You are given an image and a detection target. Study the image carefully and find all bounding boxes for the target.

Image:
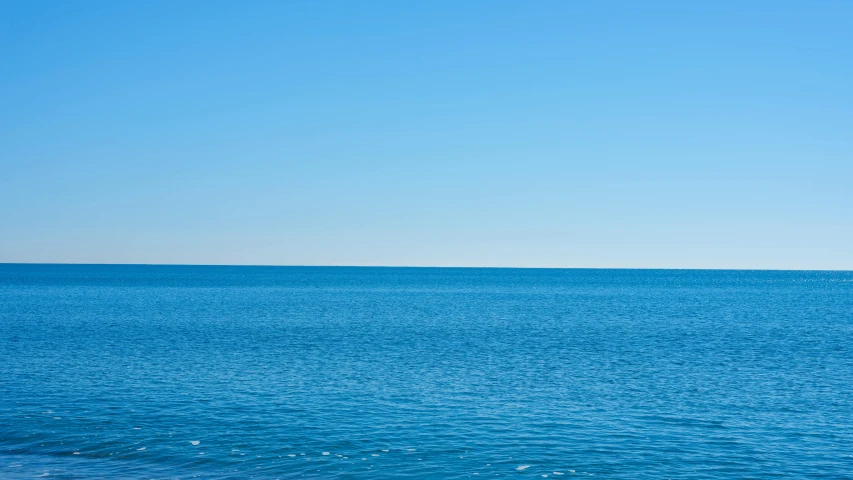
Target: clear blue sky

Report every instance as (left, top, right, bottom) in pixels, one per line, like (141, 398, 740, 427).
(2, 1, 851, 268)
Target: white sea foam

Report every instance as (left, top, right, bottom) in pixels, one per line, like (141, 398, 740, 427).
(517, 465, 531, 471)
(189, 441, 200, 446)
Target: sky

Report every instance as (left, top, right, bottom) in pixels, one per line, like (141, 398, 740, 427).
(1, 1, 852, 269)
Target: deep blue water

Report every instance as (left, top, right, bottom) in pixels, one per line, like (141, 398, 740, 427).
(2, 265, 852, 479)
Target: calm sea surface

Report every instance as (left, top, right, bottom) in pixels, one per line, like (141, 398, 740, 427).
(1, 265, 852, 479)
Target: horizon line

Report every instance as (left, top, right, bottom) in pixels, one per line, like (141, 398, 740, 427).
(1, 262, 850, 272)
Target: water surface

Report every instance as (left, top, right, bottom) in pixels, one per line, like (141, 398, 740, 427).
(2, 265, 852, 478)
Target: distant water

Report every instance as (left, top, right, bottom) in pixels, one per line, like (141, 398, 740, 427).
(2, 265, 853, 479)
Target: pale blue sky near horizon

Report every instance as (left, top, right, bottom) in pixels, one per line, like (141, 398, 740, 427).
(1, 1, 852, 269)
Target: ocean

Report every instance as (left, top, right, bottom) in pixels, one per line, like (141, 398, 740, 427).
(1, 265, 852, 479)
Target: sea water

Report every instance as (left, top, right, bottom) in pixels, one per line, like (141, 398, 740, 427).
(1, 265, 852, 478)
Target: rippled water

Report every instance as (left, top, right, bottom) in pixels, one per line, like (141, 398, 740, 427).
(2, 265, 852, 479)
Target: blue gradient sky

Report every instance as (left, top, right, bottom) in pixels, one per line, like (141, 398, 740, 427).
(2, 1, 852, 268)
